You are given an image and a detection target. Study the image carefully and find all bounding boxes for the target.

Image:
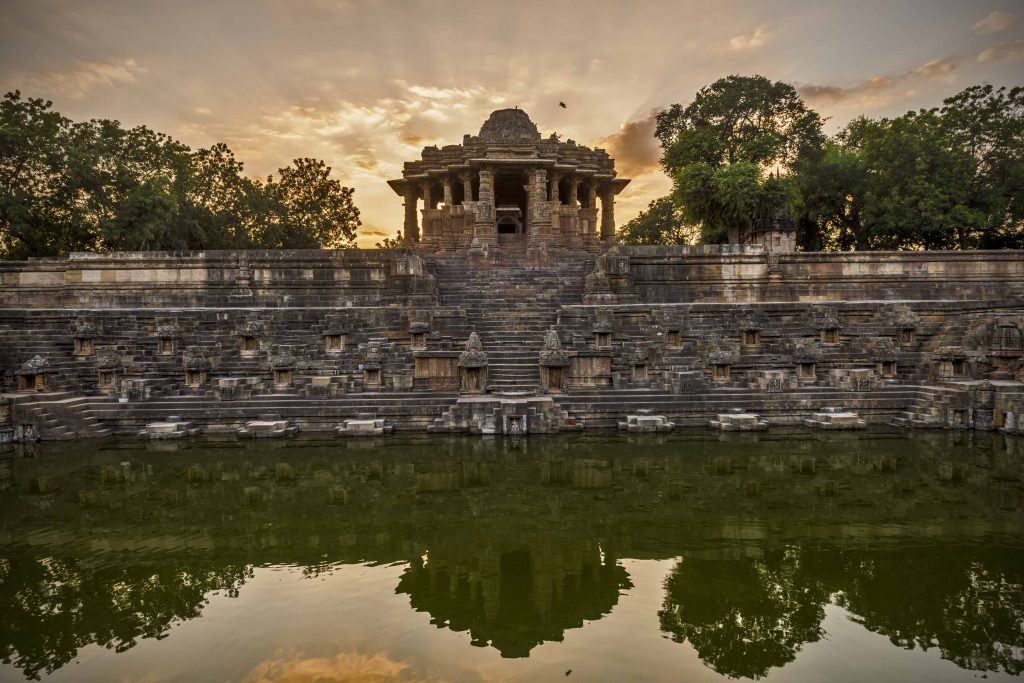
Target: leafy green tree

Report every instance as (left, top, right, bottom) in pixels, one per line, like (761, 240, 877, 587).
(264, 158, 361, 249)
(656, 75, 823, 243)
(618, 196, 696, 245)
(858, 109, 982, 250)
(939, 85, 1024, 249)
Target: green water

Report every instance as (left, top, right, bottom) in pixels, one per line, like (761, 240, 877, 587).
(0, 430, 1022, 682)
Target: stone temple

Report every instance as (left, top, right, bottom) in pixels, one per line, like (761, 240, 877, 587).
(388, 108, 628, 255)
(1, 108, 1023, 441)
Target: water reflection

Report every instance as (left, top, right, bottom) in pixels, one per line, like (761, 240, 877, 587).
(0, 430, 1021, 680)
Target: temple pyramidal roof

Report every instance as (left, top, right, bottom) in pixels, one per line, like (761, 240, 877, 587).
(388, 108, 629, 194)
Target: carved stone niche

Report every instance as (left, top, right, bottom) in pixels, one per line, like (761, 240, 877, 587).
(71, 322, 98, 357)
(456, 332, 488, 395)
(593, 320, 613, 349)
(738, 315, 761, 347)
(238, 320, 264, 357)
(94, 352, 120, 394)
(323, 328, 346, 354)
(539, 329, 570, 393)
(270, 347, 297, 388)
(665, 328, 682, 348)
(362, 345, 384, 389)
(627, 347, 649, 384)
(790, 348, 815, 385)
(872, 343, 899, 378)
(895, 313, 919, 346)
(183, 348, 210, 388)
(569, 352, 612, 389)
(16, 355, 52, 392)
(409, 322, 430, 351)
(156, 325, 179, 355)
(990, 320, 1023, 375)
(708, 350, 731, 383)
(816, 314, 842, 345)
(936, 346, 968, 379)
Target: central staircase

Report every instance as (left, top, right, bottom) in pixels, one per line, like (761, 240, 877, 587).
(426, 254, 593, 393)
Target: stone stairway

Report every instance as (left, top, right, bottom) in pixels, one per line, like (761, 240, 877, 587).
(426, 254, 593, 393)
(891, 385, 970, 428)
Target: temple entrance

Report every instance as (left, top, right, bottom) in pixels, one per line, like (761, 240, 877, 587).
(494, 172, 527, 244)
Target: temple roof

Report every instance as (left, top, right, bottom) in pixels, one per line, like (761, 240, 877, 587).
(478, 108, 541, 143)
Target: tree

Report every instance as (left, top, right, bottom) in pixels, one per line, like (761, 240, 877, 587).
(618, 196, 696, 245)
(938, 85, 1024, 249)
(859, 109, 982, 250)
(656, 75, 824, 243)
(1, 91, 365, 259)
(264, 158, 361, 249)
(375, 230, 404, 249)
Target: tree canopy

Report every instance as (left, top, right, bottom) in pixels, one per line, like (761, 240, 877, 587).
(630, 76, 1023, 251)
(0, 91, 361, 259)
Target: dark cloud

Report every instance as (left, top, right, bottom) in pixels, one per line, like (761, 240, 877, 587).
(797, 56, 962, 105)
(593, 110, 661, 177)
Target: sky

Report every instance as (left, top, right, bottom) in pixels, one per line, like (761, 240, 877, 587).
(2, 0, 1023, 246)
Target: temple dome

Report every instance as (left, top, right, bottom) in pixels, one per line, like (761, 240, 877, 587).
(479, 108, 541, 143)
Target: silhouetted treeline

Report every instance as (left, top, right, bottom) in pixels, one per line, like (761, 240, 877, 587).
(0, 91, 361, 259)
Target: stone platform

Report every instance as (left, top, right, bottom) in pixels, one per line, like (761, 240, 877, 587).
(0, 246, 1022, 441)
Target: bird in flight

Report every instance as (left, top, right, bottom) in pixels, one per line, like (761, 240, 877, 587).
(559, 101, 567, 108)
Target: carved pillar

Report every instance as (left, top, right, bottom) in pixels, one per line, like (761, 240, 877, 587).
(568, 177, 580, 208)
(460, 173, 473, 204)
(421, 181, 433, 210)
(403, 184, 419, 244)
(600, 185, 616, 242)
(442, 177, 453, 206)
(471, 167, 497, 249)
(528, 168, 552, 257)
(549, 172, 561, 202)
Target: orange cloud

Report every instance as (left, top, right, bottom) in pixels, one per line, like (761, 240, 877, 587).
(593, 110, 662, 178)
(10, 58, 147, 100)
(240, 648, 455, 683)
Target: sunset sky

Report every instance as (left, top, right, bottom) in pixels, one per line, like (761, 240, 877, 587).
(3, 0, 1023, 246)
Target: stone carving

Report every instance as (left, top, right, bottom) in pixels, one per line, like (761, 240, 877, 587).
(708, 350, 731, 365)
(94, 352, 120, 371)
(592, 320, 614, 334)
(18, 355, 51, 374)
(270, 348, 297, 370)
(478, 108, 541, 143)
(815, 313, 842, 330)
(737, 314, 762, 332)
(409, 322, 431, 335)
(70, 321, 98, 337)
(240, 320, 265, 336)
(457, 332, 488, 368)
(626, 347, 649, 366)
(183, 348, 211, 371)
(156, 325, 180, 338)
(539, 330, 570, 367)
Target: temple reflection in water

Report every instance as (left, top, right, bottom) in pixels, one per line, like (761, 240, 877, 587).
(0, 430, 1022, 680)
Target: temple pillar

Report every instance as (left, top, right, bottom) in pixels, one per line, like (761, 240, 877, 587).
(470, 168, 497, 250)
(403, 184, 419, 245)
(600, 186, 616, 242)
(421, 181, 433, 210)
(420, 181, 434, 243)
(442, 178, 453, 206)
(460, 173, 473, 204)
(528, 168, 553, 259)
(549, 172, 561, 202)
(568, 178, 580, 208)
